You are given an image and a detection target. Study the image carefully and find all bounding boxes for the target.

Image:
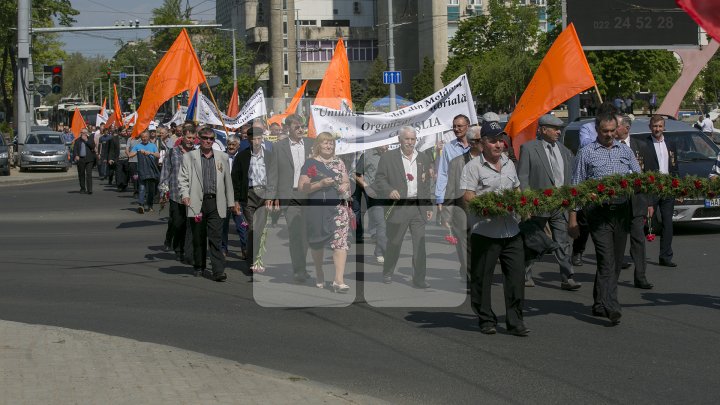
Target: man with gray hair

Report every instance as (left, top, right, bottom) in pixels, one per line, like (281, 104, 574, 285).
(373, 126, 434, 288)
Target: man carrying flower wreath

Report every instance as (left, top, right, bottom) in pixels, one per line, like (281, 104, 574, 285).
(569, 112, 642, 325)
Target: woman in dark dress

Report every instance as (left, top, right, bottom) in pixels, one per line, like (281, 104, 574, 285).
(298, 132, 352, 293)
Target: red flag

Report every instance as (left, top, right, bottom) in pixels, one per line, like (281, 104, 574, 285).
(132, 29, 207, 137)
(268, 80, 308, 126)
(308, 39, 352, 137)
(504, 23, 596, 156)
(70, 108, 87, 139)
(226, 83, 239, 117)
(676, 0, 720, 42)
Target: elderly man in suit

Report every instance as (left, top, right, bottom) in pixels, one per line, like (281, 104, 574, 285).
(517, 114, 581, 290)
(641, 115, 680, 267)
(73, 128, 97, 194)
(614, 114, 654, 289)
(373, 126, 434, 288)
(178, 126, 236, 282)
(267, 114, 314, 282)
(232, 127, 274, 271)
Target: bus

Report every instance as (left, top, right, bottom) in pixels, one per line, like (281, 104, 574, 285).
(34, 105, 52, 127)
(49, 97, 102, 130)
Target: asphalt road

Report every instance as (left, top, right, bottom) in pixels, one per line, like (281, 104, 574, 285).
(1, 178, 720, 404)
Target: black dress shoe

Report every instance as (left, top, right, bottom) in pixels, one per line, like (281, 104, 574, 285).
(621, 262, 632, 269)
(383, 275, 392, 284)
(213, 272, 227, 282)
(412, 281, 431, 289)
(508, 327, 531, 337)
(293, 273, 310, 283)
(479, 325, 497, 335)
(634, 281, 654, 289)
(87, 191, 92, 195)
(607, 310, 622, 325)
(571, 253, 583, 266)
(659, 259, 677, 267)
(592, 308, 604, 317)
(193, 268, 203, 277)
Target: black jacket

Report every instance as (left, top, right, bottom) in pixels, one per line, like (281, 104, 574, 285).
(72, 136, 96, 161)
(232, 147, 273, 203)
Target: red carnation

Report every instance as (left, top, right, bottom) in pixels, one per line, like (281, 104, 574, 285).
(561, 199, 570, 207)
(406, 173, 414, 181)
(620, 180, 628, 189)
(496, 202, 505, 208)
(570, 188, 578, 197)
(482, 208, 489, 216)
(648, 175, 655, 184)
(709, 192, 717, 199)
(520, 196, 527, 206)
(658, 184, 664, 191)
(694, 180, 703, 190)
(634, 178, 643, 187)
(506, 205, 514, 212)
(608, 189, 616, 196)
(671, 178, 680, 188)
(533, 198, 539, 207)
(597, 184, 606, 193)
(680, 189, 688, 197)
(543, 188, 553, 197)
(307, 164, 318, 178)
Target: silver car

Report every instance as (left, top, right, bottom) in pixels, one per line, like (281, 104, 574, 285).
(0, 134, 9, 175)
(19, 131, 71, 172)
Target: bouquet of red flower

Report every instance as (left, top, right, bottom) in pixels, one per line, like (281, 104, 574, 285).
(646, 216, 656, 242)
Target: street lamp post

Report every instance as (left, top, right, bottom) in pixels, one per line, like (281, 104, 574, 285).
(124, 66, 136, 110)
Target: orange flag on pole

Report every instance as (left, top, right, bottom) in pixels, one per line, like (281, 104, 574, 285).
(308, 39, 352, 137)
(132, 28, 207, 137)
(268, 80, 308, 126)
(100, 98, 106, 116)
(226, 83, 239, 117)
(113, 83, 123, 125)
(504, 23, 596, 156)
(70, 108, 87, 138)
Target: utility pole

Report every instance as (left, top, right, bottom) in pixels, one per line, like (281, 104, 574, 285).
(295, 9, 301, 90)
(16, 0, 30, 143)
(132, 66, 136, 110)
(387, 0, 396, 112)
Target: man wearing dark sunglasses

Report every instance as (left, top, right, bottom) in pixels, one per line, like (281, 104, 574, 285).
(178, 126, 237, 282)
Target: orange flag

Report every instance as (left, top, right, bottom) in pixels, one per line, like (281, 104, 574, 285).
(113, 83, 123, 125)
(504, 23, 596, 156)
(99, 98, 107, 116)
(268, 80, 308, 126)
(70, 108, 87, 138)
(226, 83, 239, 117)
(132, 28, 207, 137)
(308, 39, 352, 137)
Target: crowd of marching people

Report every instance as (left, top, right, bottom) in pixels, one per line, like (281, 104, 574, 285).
(69, 102, 702, 336)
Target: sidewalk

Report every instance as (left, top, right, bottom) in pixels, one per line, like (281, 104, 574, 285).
(0, 166, 76, 187)
(0, 320, 384, 404)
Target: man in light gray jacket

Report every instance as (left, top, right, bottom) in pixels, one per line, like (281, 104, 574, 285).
(179, 127, 236, 281)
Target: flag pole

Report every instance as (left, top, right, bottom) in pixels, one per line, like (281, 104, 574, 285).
(203, 81, 233, 136)
(594, 84, 604, 104)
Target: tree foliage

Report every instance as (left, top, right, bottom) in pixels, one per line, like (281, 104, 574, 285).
(355, 58, 387, 111)
(0, 0, 78, 122)
(412, 57, 435, 101)
(151, 0, 190, 52)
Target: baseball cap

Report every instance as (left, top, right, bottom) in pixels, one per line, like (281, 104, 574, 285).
(480, 120, 504, 138)
(538, 114, 565, 128)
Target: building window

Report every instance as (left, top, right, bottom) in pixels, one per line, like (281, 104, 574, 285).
(299, 40, 378, 62)
(284, 73, 289, 85)
(283, 53, 288, 70)
(448, 0, 459, 4)
(447, 5, 460, 22)
(296, 19, 317, 26)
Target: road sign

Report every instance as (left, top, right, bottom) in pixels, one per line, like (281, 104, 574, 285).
(566, 0, 699, 50)
(383, 71, 402, 85)
(37, 84, 51, 96)
(119, 72, 127, 79)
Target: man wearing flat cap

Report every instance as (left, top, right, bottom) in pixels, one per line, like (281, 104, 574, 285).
(517, 114, 580, 290)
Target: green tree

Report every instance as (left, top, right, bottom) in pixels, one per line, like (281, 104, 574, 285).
(443, 0, 540, 109)
(412, 57, 435, 101)
(0, 0, 78, 122)
(197, 30, 257, 108)
(53, 52, 106, 102)
(109, 41, 159, 106)
(356, 58, 387, 111)
(151, 0, 190, 52)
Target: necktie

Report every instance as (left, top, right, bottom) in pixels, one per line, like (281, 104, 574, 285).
(547, 144, 562, 186)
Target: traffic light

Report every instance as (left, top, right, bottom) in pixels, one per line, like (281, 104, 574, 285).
(107, 70, 112, 78)
(51, 65, 63, 94)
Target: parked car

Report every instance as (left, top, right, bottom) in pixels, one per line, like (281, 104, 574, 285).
(0, 134, 9, 175)
(18, 131, 71, 172)
(561, 117, 720, 222)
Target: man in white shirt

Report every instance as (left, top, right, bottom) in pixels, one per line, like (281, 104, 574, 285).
(700, 113, 715, 138)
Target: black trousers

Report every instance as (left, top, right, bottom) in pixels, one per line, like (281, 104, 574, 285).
(572, 209, 590, 255)
(168, 200, 187, 255)
(282, 197, 309, 276)
(76, 157, 95, 192)
(629, 214, 649, 284)
(655, 197, 674, 261)
(383, 205, 427, 283)
(129, 161, 138, 191)
(588, 203, 631, 315)
(115, 159, 129, 188)
(243, 188, 268, 265)
(470, 233, 525, 330)
(189, 198, 224, 274)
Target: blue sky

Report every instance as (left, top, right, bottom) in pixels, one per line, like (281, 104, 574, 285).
(58, 0, 217, 59)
